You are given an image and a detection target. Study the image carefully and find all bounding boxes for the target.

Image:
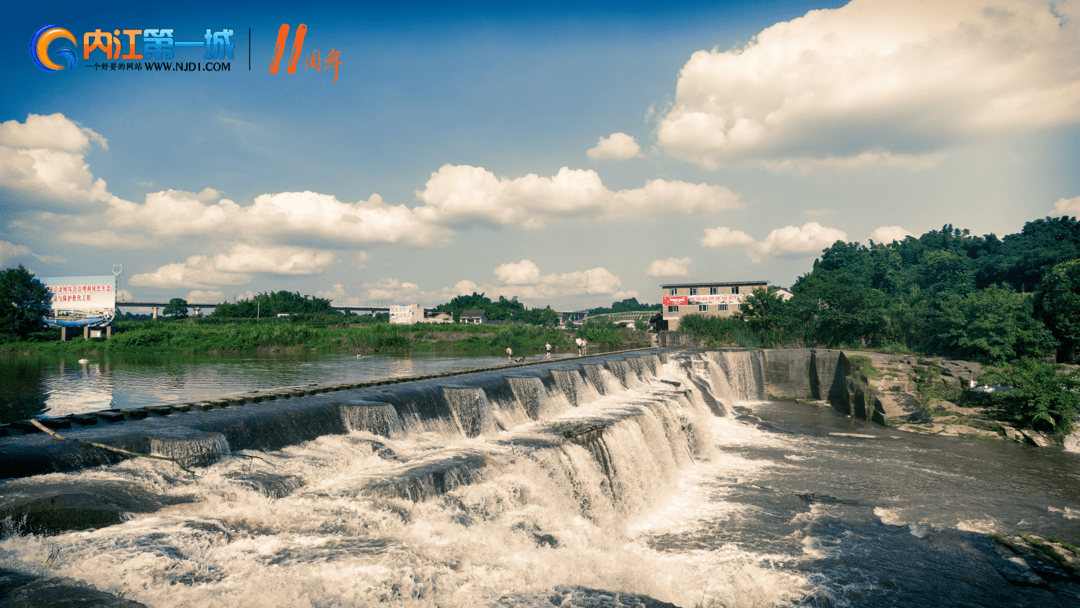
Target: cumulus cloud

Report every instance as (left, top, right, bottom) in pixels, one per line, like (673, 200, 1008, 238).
(417, 164, 740, 229)
(317, 283, 360, 307)
(490, 259, 627, 300)
(129, 244, 337, 288)
(748, 223, 848, 263)
(868, 225, 915, 244)
(699, 226, 755, 248)
(0, 240, 64, 265)
(0, 113, 119, 211)
(586, 132, 641, 160)
(185, 290, 225, 303)
(357, 251, 372, 270)
(700, 222, 847, 263)
(1053, 196, 1080, 215)
(658, 0, 1080, 170)
(646, 257, 692, 277)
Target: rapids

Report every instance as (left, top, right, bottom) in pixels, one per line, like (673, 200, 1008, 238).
(2, 350, 1079, 607)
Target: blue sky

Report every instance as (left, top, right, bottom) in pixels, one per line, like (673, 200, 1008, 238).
(2, 0, 1078, 311)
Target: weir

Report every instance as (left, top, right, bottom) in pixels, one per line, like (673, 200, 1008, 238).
(0, 349, 782, 607)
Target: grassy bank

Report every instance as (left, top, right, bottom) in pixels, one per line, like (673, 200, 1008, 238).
(0, 317, 650, 357)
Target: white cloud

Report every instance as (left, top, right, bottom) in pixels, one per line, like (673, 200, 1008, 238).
(185, 290, 225, 303)
(646, 257, 691, 277)
(109, 188, 239, 237)
(748, 223, 848, 263)
(0, 240, 64, 265)
(868, 225, 915, 244)
(701, 222, 848, 262)
(129, 244, 337, 288)
(587, 132, 641, 160)
(0, 113, 107, 152)
(316, 284, 360, 307)
(417, 164, 740, 229)
(699, 226, 755, 248)
(357, 251, 372, 270)
(490, 260, 625, 300)
(241, 191, 450, 247)
(0, 113, 118, 211)
(1053, 196, 1080, 215)
(494, 260, 543, 285)
(658, 0, 1080, 171)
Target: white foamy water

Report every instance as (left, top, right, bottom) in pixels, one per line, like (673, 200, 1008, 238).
(2, 351, 815, 608)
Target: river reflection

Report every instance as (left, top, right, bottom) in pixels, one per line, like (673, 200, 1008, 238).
(2, 351, 581, 419)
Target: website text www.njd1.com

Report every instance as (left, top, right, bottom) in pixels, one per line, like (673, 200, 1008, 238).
(86, 61, 231, 72)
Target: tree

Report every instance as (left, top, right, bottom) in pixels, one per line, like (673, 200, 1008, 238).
(983, 359, 1080, 435)
(163, 298, 189, 318)
(928, 285, 1055, 362)
(1034, 259, 1080, 362)
(0, 265, 51, 340)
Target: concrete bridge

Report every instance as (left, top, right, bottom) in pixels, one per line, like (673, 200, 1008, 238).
(116, 302, 391, 319)
(579, 311, 657, 325)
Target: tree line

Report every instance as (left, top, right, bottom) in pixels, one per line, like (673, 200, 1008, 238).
(681, 217, 1080, 363)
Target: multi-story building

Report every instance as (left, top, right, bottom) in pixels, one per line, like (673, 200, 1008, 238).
(660, 281, 769, 331)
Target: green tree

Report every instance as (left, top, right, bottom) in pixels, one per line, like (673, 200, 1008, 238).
(928, 285, 1055, 362)
(1034, 259, 1080, 362)
(0, 265, 51, 340)
(163, 298, 189, 318)
(983, 359, 1080, 435)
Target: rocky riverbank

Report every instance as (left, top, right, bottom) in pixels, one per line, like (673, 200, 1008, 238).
(763, 348, 1067, 448)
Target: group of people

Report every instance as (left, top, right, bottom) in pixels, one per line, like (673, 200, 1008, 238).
(506, 340, 585, 362)
(574, 338, 588, 356)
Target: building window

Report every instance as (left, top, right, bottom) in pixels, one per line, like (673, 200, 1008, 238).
(731, 286, 740, 294)
(718, 304, 728, 311)
(698, 304, 708, 312)
(709, 287, 718, 295)
(690, 287, 697, 296)
(669, 288, 677, 296)
(667, 305, 679, 313)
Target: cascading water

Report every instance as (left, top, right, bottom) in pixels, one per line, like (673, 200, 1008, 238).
(3, 349, 1079, 608)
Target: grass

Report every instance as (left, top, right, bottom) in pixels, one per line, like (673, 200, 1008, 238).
(1050, 535, 1080, 558)
(846, 355, 883, 378)
(0, 316, 649, 357)
(1019, 533, 1080, 574)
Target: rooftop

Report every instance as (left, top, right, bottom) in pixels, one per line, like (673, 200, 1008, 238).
(660, 281, 770, 289)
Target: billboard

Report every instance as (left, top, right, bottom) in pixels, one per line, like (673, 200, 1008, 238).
(40, 276, 117, 328)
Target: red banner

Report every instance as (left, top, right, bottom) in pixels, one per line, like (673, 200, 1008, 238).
(662, 296, 688, 306)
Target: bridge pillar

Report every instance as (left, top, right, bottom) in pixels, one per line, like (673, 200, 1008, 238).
(60, 327, 67, 342)
(152, 307, 158, 320)
(83, 326, 89, 341)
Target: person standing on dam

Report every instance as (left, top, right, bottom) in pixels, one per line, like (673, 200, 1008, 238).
(506, 347, 513, 362)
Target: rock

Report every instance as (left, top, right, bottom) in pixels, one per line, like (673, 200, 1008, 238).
(937, 424, 999, 439)
(872, 392, 922, 421)
(1020, 429, 1054, 448)
(0, 570, 148, 607)
(1001, 426, 1026, 443)
(988, 544, 1046, 585)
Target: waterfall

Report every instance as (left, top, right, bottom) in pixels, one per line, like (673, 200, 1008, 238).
(442, 387, 496, 437)
(148, 431, 230, 465)
(341, 403, 403, 437)
(0, 349, 775, 608)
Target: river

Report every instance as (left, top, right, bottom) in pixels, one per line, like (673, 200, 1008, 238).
(1, 350, 1079, 607)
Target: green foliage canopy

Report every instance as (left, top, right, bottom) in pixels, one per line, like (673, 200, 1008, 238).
(0, 265, 51, 340)
(164, 298, 188, 318)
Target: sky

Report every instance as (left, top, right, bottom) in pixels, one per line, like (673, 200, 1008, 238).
(2, 0, 1079, 312)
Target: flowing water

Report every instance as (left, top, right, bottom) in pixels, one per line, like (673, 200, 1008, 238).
(1, 350, 1079, 607)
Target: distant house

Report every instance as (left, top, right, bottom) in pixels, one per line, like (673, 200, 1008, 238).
(769, 287, 795, 301)
(390, 304, 423, 325)
(459, 310, 487, 324)
(425, 311, 454, 324)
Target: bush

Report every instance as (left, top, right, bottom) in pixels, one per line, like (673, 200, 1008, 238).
(982, 359, 1080, 435)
